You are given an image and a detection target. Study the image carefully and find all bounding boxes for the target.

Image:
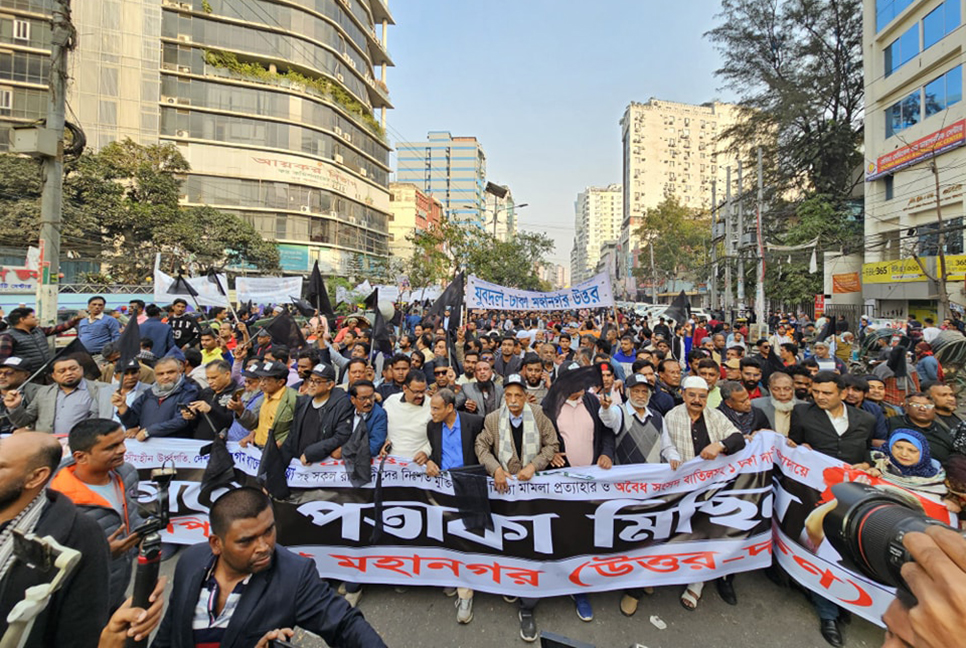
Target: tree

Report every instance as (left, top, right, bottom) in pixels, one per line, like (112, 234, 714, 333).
(407, 218, 554, 290)
(706, 0, 864, 203)
(0, 139, 280, 282)
(632, 195, 712, 289)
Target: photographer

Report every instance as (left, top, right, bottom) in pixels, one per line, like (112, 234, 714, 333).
(151, 487, 385, 647)
(0, 432, 110, 647)
(51, 418, 143, 610)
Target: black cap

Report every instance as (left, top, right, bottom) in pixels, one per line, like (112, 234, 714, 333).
(0, 356, 28, 371)
(557, 361, 582, 377)
(310, 363, 336, 381)
(116, 358, 141, 373)
(504, 373, 525, 389)
(255, 328, 271, 338)
(625, 373, 651, 390)
(252, 360, 288, 379)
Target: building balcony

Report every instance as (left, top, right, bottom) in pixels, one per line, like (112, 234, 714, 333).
(368, 0, 395, 26)
(365, 74, 392, 109)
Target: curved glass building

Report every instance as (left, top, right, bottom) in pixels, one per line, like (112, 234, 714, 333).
(0, 0, 394, 277)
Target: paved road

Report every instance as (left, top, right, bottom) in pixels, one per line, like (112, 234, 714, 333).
(158, 557, 885, 647)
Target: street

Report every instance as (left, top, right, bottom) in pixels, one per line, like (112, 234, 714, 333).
(159, 557, 885, 647)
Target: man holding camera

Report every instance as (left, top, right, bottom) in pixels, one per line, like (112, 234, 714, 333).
(151, 487, 385, 647)
(51, 418, 143, 610)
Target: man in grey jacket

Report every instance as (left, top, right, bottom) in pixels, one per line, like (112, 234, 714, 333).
(3, 355, 114, 433)
(456, 359, 504, 417)
(751, 371, 802, 436)
(51, 417, 143, 610)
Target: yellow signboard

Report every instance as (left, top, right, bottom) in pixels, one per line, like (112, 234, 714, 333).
(942, 254, 966, 281)
(862, 259, 926, 284)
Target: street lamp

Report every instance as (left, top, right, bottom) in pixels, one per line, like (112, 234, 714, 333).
(492, 202, 529, 237)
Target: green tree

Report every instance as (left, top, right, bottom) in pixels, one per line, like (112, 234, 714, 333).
(0, 139, 280, 282)
(632, 195, 712, 288)
(706, 0, 864, 202)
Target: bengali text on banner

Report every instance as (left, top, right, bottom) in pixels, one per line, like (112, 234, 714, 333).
(465, 272, 614, 311)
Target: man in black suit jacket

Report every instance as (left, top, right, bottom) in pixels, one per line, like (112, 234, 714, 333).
(788, 371, 876, 648)
(413, 387, 485, 625)
(151, 487, 385, 648)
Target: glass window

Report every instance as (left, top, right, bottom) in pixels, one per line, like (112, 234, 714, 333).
(886, 90, 921, 137)
(923, 65, 962, 117)
(877, 0, 915, 31)
(885, 24, 919, 76)
(884, 175, 894, 201)
(924, 1, 961, 50)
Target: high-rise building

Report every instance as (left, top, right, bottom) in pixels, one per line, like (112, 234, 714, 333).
(862, 0, 964, 321)
(387, 181, 442, 261)
(395, 131, 487, 229)
(571, 183, 621, 283)
(618, 99, 741, 297)
(0, 0, 394, 277)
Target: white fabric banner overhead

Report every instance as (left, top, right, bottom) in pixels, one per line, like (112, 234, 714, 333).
(153, 269, 229, 308)
(465, 272, 614, 311)
(235, 276, 303, 305)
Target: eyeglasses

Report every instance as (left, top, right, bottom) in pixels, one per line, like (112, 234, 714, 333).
(908, 402, 935, 410)
(434, 370, 448, 375)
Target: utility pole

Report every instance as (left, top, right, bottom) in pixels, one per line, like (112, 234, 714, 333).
(710, 180, 718, 311)
(36, 0, 73, 326)
(911, 159, 951, 318)
(649, 234, 657, 304)
(724, 166, 733, 316)
(755, 147, 766, 330)
(737, 160, 745, 311)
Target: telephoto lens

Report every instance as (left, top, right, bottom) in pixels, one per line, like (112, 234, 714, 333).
(822, 482, 957, 600)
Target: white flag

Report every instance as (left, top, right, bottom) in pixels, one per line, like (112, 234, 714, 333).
(808, 248, 817, 274)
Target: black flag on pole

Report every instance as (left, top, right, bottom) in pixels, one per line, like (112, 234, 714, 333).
(364, 289, 393, 357)
(305, 260, 334, 318)
(422, 272, 464, 334)
(58, 338, 101, 381)
(166, 274, 199, 297)
(116, 316, 141, 367)
(290, 297, 316, 318)
(264, 309, 306, 350)
(664, 290, 691, 327)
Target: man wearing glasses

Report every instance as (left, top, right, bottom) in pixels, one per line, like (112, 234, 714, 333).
(383, 370, 432, 459)
(888, 391, 955, 464)
(279, 362, 353, 466)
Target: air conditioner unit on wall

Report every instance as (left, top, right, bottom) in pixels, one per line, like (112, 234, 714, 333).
(176, 130, 189, 137)
(334, 153, 343, 164)
(161, 95, 177, 104)
(177, 66, 191, 73)
(177, 34, 191, 43)
(300, 205, 310, 213)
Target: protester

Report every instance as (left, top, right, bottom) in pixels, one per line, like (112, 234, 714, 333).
(915, 341, 942, 382)
(6, 355, 115, 433)
(281, 362, 353, 466)
(230, 360, 298, 449)
(115, 356, 199, 440)
(718, 380, 770, 435)
(182, 359, 238, 440)
(475, 374, 559, 642)
(139, 304, 176, 358)
(665, 375, 745, 610)
(0, 356, 37, 434)
(457, 359, 504, 416)
(0, 432, 111, 647)
(167, 298, 200, 350)
(0, 306, 82, 372)
(77, 296, 121, 356)
(382, 370, 432, 458)
(924, 380, 964, 430)
(887, 391, 956, 465)
(657, 358, 683, 404)
(414, 388, 485, 623)
(855, 428, 948, 501)
(150, 487, 386, 647)
(865, 374, 902, 418)
(52, 418, 142, 609)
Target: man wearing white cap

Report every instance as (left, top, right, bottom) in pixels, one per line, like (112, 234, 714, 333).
(0, 356, 37, 434)
(664, 375, 745, 611)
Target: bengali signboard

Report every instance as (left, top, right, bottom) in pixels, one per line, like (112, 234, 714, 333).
(123, 432, 954, 626)
(465, 272, 614, 311)
(0, 266, 39, 294)
(866, 119, 966, 181)
(862, 258, 927, 284)
(832, 272, 861, 294)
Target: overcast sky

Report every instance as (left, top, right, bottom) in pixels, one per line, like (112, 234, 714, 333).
(385, 0, 735, 267)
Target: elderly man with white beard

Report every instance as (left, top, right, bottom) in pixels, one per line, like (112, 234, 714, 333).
(751, 371, 801, 436)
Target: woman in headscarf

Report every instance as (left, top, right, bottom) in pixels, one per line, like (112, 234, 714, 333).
(915, 341, 943, 383)
(858, 428, 947, 499)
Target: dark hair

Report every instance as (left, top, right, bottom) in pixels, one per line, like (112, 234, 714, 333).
(522, 352, 542, 367)
(559, 332, 571, 342)
(210, 487, 272, 537)
(812, 370, 844, 389)
(297, 348, 320, 363)
(921, 380, 942, 393)
(348, 380, 375, 397)
(620, 334, 634, 343)
(145, 304, 162, 317)
(52, 354, 82, 370)
(657, 358, 678, 374)
(434, 388, 457, 407)
(88, 295, 106, 305)
(129, 299, 146, 309)
(632, 359, 655, 373)
(346, 357, 368, 372)
(271, 347, 290, 364)
(206, 359, 232, 373)
(595, 339, 613, 355)
(29, 437, 64, 477)
(7, 307, 34, 325)
(199, 328, 216, 339)
(801, 357, 819, 368)
(864, 374, 884, 385)
(727, 345, 746, 357)
(696, 358, 720, 371)
(905, 391, 929, 402)
(140, 336, 154, 349)
(788, 364, 812, 379)
(404, 370, 427, 386)
(687, 348, 709, 363)
(210, 307, 226, 318)
(718, 380, 746, 402)
(69, 418, 123, 454)
(739, 357, 762, 370)
(463, 349, 480, 361)
(172, 298, 187, 307)
(945, 454, 966, 487)
(419, 333, 433, 348)
(842, 374, 869, 393)
(780, 342, 799, 356)
(390, 353, 412, 367)
(183, 348, 203, 368)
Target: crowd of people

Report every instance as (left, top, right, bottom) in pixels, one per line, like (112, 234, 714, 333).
(1, 295, 966, 647)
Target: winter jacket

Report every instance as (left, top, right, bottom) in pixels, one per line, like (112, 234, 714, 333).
(8, 379, 115, 433)
(120, 379, 200, 438)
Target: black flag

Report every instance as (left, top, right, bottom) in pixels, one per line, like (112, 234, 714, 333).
(57, 338, 100, 381)
(664, 290, 691, 327)
(364, 289, 393, 357)
(257, 428, 291, 500)
(290, 297, 316, 318)
(264, 309, 306, 350)
(198, 436, 244, 507)
(305, 260, 334, 317)
(541, 363, 604, 424)
(166, 274, 199, 297)
(116, 315, 141, 367)
(449, 464, 493, 532)
(423, 272, 464, 335)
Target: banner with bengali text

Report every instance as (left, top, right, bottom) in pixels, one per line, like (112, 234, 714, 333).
(465, 273, 614, 311)
(235, 276, 304, 305)
(123, 432, 953, 626)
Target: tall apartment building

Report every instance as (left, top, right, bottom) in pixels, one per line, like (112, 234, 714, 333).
(571, 183, 621, 283)
(0, 0, 394, 277)
(387, 181, 442, 261)
(618, 99, 741, 298)
(395, 131, 487, 229)
(863, 0, 964, 321)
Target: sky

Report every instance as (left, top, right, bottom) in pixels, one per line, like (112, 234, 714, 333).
(384, 0, 735, 268)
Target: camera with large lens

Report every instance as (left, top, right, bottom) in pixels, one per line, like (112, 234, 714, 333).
(822, 481, 958, 602)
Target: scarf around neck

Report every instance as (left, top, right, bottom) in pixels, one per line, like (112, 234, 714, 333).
(498, 404, 539, 471)
(0, 490, 47, 582)
(719, 402, 755, 435)
(152, 375, 184, 398)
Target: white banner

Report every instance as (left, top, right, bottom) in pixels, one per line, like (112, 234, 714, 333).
(400, 287, 442, 304)
(153, 269, 229, 308)
(465, 272, 614, 311)
(235, 276, 303, 305)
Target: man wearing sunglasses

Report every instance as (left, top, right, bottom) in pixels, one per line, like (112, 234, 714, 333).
(888, 391, 955, 464)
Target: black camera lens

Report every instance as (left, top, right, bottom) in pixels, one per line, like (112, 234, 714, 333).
(823, 482, 951, 593)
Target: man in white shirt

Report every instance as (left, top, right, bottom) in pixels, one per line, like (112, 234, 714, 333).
(382, 370, 431, 458)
